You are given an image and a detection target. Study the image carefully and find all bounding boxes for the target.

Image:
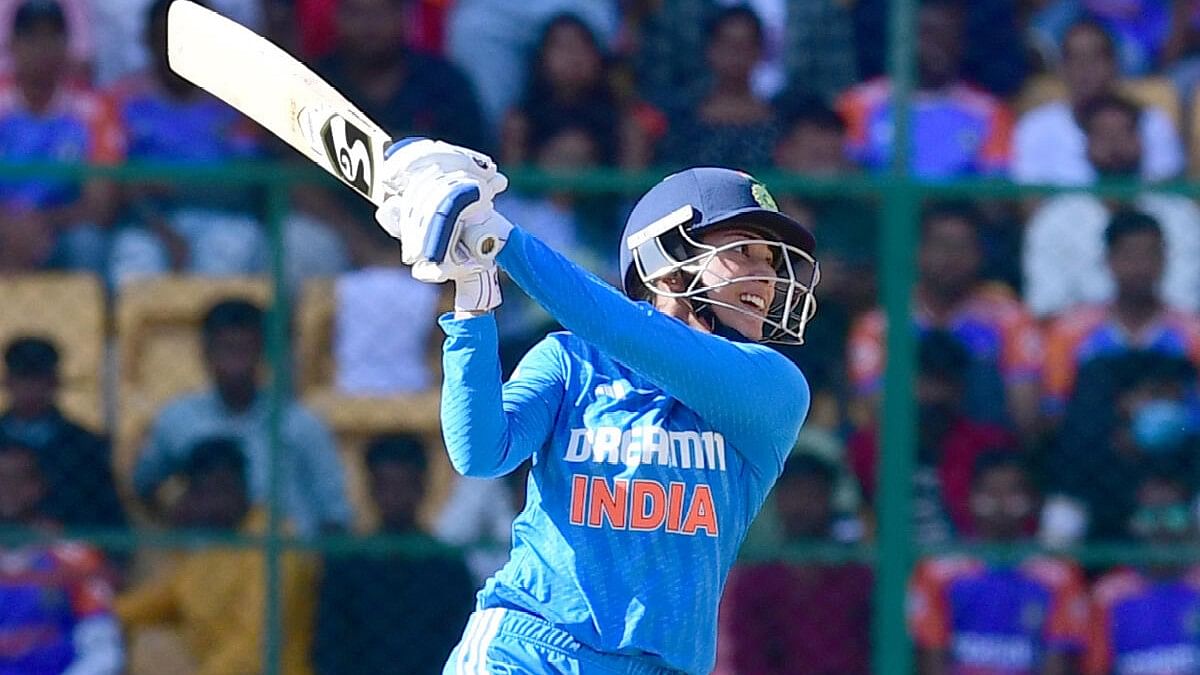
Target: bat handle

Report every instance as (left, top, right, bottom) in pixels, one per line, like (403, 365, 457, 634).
(462, 222, 502, 264)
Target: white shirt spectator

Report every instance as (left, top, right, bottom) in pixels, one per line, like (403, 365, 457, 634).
(1023, 193, 1200, 317)
(333, 266, 440, 395)
(1013, 101, 1184, 185)
(433, 476, 519, 584)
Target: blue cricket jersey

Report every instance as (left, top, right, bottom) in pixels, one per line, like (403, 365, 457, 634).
(438, 227, 810, 674)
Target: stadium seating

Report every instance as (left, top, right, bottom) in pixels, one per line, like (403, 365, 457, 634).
(0, 274, 106, 431)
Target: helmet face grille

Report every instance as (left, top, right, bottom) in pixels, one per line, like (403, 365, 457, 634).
(628, 224, 820, 345)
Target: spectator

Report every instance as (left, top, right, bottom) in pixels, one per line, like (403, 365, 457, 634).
(634, 0, 857, 108)
(0, 0, 122, 274)
(117, 437, 318, 675)
(837, 0, 1013, 178)
(849, 204, 1043, 438)
(0, 0, 90, 78)
(1030, 0, 1170, 78)
(500, 13, 658, 171)
(314, 434, 475, 674)
(292, 0, 488, 270)
(714, 454, 872, 675)
(1042, 210, 1200, 415)
(1046, 351, 1199, 542)
(908, 452, 1089, 675)
(133, 299, 353, 536)
(0, 337, 125, 529)
(849, 331, 1016, 543)
(1014, 20, 1184, 186)
(434, 460, 530, 585)
(106, 0, 269, 289)
(445, 0, 617, 129)
(658, 6, 780, 171)
(773, 98, 877, 394)
(1163, 1, 1200, 109)
(1023, 95, 1200, 319)
(1085, 470, 1200, 675)
(853, 0, 1027, 97)
(0, 436, 123, 674)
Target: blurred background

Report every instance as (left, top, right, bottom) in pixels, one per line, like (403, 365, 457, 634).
(2, 0, 1200, 673)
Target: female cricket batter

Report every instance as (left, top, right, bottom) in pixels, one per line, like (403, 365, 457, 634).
(374, 139, 819, 675)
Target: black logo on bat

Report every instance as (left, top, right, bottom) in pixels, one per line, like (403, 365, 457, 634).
(320, 115, 374, 198)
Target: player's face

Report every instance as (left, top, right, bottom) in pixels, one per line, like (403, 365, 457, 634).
(0, 448, 44, 525)
(699, 227, 779, 341)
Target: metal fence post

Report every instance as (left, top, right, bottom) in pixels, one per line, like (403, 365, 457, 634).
(873, 0, 919, 672)
(263, 180, 290, 675)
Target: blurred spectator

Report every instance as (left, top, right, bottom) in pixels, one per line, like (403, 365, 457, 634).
(297, 0, 449, 59)
(849, 204, 1043, 438)
(292, 0, 487, 270)
(0, 436, 123, 674)
(445, 0, 617, 129)
(658, 6, 779, 170)
(1164, 1, 1200, 108)
(1042, 211, 1200, 415)
(850, 331, 1016, 543)
(314, 434, 474, 675)
(0, 0, 122, 275)
(117, 437, 318, 675)
(133, 299, 353, 536)
(634, 0, 856, 108)
(837, 0, 1013, 178)
(333, 262, 441, 396)
(435, 461, 530, 585)
(1023, 96, 1200, 319)
(853, 0, 1028, 97)
(0, 0, 89, 78)
(1014, 20, 1184, 186)
(500, 13, 658, 171)
(773, 98, 877, 394)
(714, 454, 872, 675)
(1046, 351, 1199, 542)
(1085, 470, 1200, 675)
(107, 0, 270, 289)
(92, 0, 262, 86)
(1030, 0, 1170, 77)
(908, 452, 1089, 675)
(0, 336, 125, 529)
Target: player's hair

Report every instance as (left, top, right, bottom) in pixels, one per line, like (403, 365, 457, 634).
(1064, 18, 1117, 60)
(778, 96, 846, 136)
(970, 449, 1030, 489)
(365, 433, 428, 473)
(1079, 93, 1142, 134)
(705, 5, 764, 46)
(918, 330, 971, 383)
(202, 298, 265, 345)
(779, 453, 837, 487)
(1104, 208, 1162, 250)
(181, 436, 248, 483)
(3, 336, 59, 378)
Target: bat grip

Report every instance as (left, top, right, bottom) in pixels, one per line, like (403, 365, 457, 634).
(462, 223, 502, 263)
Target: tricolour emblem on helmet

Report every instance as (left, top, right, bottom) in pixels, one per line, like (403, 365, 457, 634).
(751, 181, 778, 211)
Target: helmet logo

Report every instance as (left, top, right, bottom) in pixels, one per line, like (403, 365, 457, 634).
(751, 181, 778, 211)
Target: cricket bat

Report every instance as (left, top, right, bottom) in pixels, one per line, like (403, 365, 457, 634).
(166, 0, 392, 205)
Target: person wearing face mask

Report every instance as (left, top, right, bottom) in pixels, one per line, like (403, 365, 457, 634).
(908, 451, 1090, 675)
(1023, 95, 1200, 320)
(1042, 209, 1200, 418)
(849, 330, 1016, 544)
(1085, 469, 1200, 675)
(1045, 350, 1200, 544)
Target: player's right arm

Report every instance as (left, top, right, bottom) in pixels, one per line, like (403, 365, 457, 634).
(439, 313, 568, 478)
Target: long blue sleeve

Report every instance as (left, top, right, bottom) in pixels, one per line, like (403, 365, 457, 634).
(439, 312, 567, 478)
(495, 227, 809, 474)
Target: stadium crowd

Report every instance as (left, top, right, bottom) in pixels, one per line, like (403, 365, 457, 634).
(3, 0, 1200, 673)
